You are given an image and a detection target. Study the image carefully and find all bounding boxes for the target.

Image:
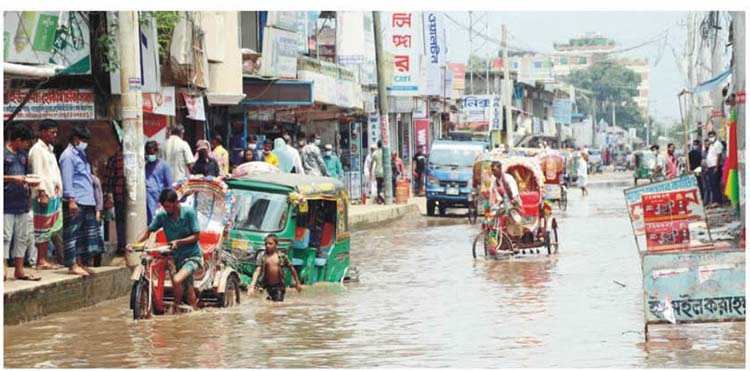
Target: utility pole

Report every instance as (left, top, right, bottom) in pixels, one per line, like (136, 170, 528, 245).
(469, 11, 473, 95)
(591, 97, 597, 147)
(645, 101, 650, 147)
(503, 24, 513, 149)
(373, 11, 393, 205)
(118, 11, 146, 243)
(710, 12, 725, 132)
(686, 12, 697, 134)
(731, 11, 745, 219)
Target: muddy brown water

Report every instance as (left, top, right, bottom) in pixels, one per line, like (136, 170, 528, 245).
(4, 181, 745, 368)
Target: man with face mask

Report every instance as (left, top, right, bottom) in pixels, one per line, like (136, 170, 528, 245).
(58, 126, 97, 276)
(258, 139, 279, 167)
(246, 135, 260, 160)
(300, 132, 329, 177)
(688, 139, 702, 172)
(144, 141, 173, 224)
(192, 140, 221, 177)
(705, 130, 724, 207)
(322, 144, 343, 181)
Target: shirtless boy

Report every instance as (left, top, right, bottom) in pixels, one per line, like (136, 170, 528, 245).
(249, 234, 302, 302)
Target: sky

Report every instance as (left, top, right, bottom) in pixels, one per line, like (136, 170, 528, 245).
(442, 11, 723, 126)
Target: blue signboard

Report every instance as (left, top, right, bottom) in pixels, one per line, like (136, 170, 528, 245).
(642, 249, 745, 324)
(553, 98, 572, 125)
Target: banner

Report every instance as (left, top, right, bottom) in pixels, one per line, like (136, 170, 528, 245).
(414, 119, 430, 151)
(3, 89, 94, 121)
(422, 12, 446, 96)
(49, 11, 91, 74)
(459, 95, 500, 128)
(182, 92, 205, 121)
(623, 175, 708, 250)
(381, 12, 421, 96)
(143, 86, 176, 116)
(259, 27, 298, 79)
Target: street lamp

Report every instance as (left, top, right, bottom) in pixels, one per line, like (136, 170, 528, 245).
(677, 89, 693, 175)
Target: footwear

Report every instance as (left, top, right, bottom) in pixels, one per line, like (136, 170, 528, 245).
(15, 273, 42, 281)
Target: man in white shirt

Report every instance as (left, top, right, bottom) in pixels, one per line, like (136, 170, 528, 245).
(705, 130, 724, 206)
(28, 119, 65, 270)
(161, 124, 194, 182)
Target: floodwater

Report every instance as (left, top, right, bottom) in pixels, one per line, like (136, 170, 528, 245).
(4, 180, 745, 368)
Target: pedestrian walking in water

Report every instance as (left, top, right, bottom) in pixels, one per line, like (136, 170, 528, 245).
(577, 152, 588, 197)
(249, 234, 302, 302)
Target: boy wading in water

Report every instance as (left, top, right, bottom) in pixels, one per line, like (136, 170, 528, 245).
(249, 234, 302, 302)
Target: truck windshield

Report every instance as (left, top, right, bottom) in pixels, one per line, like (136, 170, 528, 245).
(429, 147, 483, 168)
(231, 189, 288, 232)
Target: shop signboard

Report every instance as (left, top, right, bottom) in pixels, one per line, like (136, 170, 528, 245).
(553, 98, 572, 125)
(259, 27, 298, 79)
(459, 95, 499, 128)
(4, 11, 58, 65)
(49, 11, 92, 74)
(623, 175, 709, 251)
(3, 89, 94, 121)
(381, 12, 421, 96)
(143, 86, 176, 116)
(642, 249, 745, 325)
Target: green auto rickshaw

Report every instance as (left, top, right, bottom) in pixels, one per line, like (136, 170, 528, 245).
(632, 150, 656, 185)
(223, 172, 351, 289)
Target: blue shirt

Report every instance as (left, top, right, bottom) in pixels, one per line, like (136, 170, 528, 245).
(148, 205, 202, 267)
(59, 143, 95, 206)
(145, 160, 173, 224)
(3, 147, 30, 214)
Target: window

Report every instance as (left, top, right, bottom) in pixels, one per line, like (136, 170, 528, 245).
(231, 189, 289, 232)
(239, 11, 260, 51)
(534, 61, 543, 69)
(560, 57, 568, 65)
(579, 57, 587, 64)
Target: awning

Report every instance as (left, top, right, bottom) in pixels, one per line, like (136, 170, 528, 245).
(4, 62, 56, 79)
(693, 68, 732, 94)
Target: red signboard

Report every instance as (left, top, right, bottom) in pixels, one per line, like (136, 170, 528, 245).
(711, 109, 723, 118)
(736, 91, 745, 105)
(642, 189, 701, 251)
(414, 119, 430, 151)
(143, 112, 168, 144)
(380, 115, 390, 147)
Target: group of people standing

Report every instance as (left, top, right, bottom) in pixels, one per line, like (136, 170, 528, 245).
(687, 130, 726, 208)
(4, 120, 107, 280)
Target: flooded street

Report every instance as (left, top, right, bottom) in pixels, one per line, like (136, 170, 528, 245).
(4, 180, 744, 368)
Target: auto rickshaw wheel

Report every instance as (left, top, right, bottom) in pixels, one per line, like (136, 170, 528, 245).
(132, 278, 152, 320)
(560, 188, 567, 211)
(467, 199, 478, 224)
(220, 275, 241, 307)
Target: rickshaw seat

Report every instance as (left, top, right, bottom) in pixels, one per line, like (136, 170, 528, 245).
(320, 223, 335, 249)
(519, 192, 541, 217)
(155, 230, 167, 244)
(294, 227, 310, 249)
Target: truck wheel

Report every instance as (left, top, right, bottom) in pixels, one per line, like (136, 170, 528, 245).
(427, 200, 436, 216)
(439, 206, 447, 216)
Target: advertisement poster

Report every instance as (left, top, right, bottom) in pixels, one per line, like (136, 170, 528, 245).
(4, 89, 95, 121)
(644, 220, 691, 250)
(143, 112, 168, 145)
(553, 98, 572, 125)
(142, 86, 176, 116)
(422, 11, 447, 97)
(182, 92, 206, 121)
(259, 27, 298, 79)
(414, 119, 430, 150)
(623, 175, 706, 235)
(4, 11, 58, 64)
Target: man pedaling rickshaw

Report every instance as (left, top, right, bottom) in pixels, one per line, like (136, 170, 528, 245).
(488, 160, 523, 254)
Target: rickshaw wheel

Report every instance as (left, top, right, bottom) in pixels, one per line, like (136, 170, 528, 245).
(472, 233, 488, 259)
(427, 200, 436, 216)
(132, 278, 152, 320)
(634, 177, 638, 186)
(545, 231, 552, 255)
(220, 275, 241, 307)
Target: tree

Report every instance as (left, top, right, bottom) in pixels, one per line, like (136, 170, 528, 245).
(567, 60, 645, 139)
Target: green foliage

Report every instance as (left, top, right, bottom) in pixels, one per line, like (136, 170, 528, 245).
(567, 60, 645, 137)
(97, 17, 119, 73)
(141, 11, 182, 63)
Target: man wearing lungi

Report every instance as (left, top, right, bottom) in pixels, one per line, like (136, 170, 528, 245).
(28, 119, 65, 270)
(59, 126, 98, 276)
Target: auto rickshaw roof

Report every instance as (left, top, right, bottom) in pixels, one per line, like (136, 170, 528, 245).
(226, 173, 345, 199)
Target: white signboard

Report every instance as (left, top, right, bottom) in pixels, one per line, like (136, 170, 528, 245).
(4, 11, 58, 65)
(422, 12, 447, 96)
(259, 27, 298, 79)
(381, 12, 421, 96)
(4, 89, 95, 121)
(143, 86, 176, 116)
(460, 95, 500, 125)
(182, 92, 205, 121)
